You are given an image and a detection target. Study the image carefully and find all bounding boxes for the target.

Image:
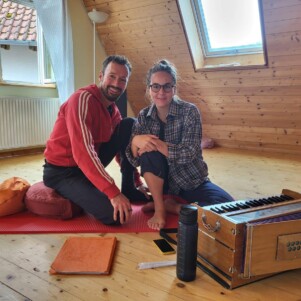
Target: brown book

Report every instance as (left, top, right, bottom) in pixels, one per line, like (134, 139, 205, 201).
(49, 236, 117, 275)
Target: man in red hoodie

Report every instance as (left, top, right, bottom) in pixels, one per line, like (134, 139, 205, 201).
(43, 55, 149, 225)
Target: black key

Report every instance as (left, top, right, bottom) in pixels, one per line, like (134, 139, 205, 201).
(211, 207, 224, 214)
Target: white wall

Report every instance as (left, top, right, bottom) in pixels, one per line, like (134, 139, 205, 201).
(1, 45, 39, 83)
(68, 0, 107, 89)
(68, 0, 135, 117)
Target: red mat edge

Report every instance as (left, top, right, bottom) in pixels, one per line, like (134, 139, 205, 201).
(0, 195, 185, 234)
(0, 209, 179, 234)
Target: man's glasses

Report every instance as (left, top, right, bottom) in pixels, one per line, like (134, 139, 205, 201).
(149, 83, 175, 93)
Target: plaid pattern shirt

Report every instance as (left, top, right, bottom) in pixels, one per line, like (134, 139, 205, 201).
(126, 97, 209, 195)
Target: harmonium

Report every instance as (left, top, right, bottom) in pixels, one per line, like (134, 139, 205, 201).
(196, 189, 301, 289)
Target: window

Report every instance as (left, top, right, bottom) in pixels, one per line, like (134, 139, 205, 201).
(177, 0, 267, 70)
(193, 0, 264, 57)
(0, 0, 55, 85)
(36, 20, 55, 83)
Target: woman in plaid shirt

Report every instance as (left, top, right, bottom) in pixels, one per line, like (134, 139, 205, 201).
(126, 60, 234, 230)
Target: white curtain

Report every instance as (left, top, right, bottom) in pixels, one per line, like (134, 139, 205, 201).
(33, 0, 74, 103)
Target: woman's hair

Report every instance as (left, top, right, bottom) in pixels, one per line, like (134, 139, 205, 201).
(146, 59, 177, 86)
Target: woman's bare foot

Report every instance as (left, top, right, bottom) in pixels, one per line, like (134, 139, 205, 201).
(164, 199, 182, 215)
(141, 201, 155, 213)
(142, 199, 182, 214)
(147, 211, 166, 230)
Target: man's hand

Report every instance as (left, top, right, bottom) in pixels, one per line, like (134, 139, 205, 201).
(110, 193, 132, 224)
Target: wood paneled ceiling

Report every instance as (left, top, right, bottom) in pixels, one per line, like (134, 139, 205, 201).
(82, 0, 301, 155)
(82, 0, 190, 114)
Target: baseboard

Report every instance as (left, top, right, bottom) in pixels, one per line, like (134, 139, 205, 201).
(0, 147, 45, 158)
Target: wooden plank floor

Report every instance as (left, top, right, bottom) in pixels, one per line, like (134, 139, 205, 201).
(1, 147, 301, 301)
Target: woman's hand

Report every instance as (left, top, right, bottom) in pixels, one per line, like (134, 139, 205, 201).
(137, 138, 169, 157)
(152, 139, 169, 157)
(132, 135, 158, 157)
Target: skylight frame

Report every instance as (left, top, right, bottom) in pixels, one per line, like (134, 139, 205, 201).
(191, 0, 265, 58)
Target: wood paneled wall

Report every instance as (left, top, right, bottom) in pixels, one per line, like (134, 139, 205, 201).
(83, 0, 301, 155)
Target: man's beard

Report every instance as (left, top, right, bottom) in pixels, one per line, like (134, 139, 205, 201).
(101, 85, 123, 103)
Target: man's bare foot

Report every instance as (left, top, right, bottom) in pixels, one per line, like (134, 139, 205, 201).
(141, 201, 155, 213)
(147, 212, 166, 230)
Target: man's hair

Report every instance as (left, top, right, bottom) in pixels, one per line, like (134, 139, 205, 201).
(102, 55, 132, 74)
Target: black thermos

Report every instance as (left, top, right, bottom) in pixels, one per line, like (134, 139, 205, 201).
(176, 204, 198, 282)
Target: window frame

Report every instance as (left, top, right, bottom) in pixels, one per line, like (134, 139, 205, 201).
(0, 0, 55, 85)
(36, 19, 55, 84)
(177, 0, 268, 71)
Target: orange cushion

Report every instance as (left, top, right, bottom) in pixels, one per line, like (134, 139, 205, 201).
(0, 177, 30, 217)
(24, 182, 83, 220)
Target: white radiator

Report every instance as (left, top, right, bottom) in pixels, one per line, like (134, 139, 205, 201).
(0, 97, 60, 150)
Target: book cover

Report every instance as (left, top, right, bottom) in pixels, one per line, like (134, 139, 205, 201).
(49, 236, 117, 275)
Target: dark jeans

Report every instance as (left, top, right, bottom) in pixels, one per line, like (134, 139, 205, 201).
(43, 117, 136, 225)
(140, 151, 234, 206)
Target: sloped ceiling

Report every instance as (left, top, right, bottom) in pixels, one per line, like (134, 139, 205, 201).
(82, 0, 190, 114)
(82, 0, 301, 155)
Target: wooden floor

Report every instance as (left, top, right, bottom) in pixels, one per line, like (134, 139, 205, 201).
(1, 147, 301, 301)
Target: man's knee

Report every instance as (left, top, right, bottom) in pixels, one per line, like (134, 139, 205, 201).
(120, 117, 136, 127)
(117, 117, 137, 148)
(119, 117, 136, 135)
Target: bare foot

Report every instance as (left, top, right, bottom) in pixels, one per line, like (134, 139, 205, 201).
(141, 201, 155, 213)
(147, 212, 166, 230)
(164, 199, 182, 215)
(142, 199, 182, 214)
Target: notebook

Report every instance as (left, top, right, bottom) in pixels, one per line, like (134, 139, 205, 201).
(49, 236, 117, 275)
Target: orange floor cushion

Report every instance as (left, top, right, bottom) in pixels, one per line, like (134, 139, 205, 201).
(0, 177, 30, 217)
(24, 181, 83, 220)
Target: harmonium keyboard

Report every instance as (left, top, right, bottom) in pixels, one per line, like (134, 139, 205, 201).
(196, 189, 301, 289)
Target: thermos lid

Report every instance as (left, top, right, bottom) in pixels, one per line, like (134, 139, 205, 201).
(179, 205, 198, 224)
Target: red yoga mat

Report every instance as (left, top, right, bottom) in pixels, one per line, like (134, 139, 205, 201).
(0, 204, 179, 234)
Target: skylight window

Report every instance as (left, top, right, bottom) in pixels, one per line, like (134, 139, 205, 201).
(177, 0, 267, 70)
(193, 0, 264, 57)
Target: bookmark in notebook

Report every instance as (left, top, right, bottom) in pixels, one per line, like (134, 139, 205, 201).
(49, 236, 117, 275)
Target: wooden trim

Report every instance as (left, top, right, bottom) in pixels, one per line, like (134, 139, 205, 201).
(176, 0, 268, 71)
(0, 147, 45, 159)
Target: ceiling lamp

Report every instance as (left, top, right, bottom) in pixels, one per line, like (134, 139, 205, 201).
(88, 9, 109, 23)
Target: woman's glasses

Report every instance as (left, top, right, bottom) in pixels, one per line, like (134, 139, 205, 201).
(149, 83, 175, 93)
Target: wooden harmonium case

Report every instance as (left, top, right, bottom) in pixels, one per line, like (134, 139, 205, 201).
(196, 189, 301, 289)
